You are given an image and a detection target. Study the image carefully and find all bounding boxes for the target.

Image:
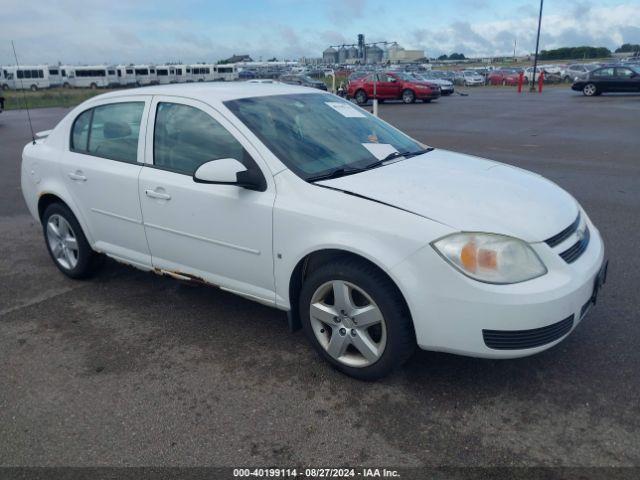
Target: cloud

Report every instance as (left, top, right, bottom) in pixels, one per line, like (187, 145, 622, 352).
(0, 0, 639, 64)
(407, 2, 640, 57)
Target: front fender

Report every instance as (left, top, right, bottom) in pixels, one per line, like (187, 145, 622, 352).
(272, 170, 453, 310)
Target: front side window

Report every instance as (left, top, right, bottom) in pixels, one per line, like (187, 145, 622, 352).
(71, 102, 144, 163)
(225, 93, 422, 179)
(154, 102, 247, 175)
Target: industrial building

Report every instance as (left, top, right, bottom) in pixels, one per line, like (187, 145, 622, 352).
(323, 34, 425, 65)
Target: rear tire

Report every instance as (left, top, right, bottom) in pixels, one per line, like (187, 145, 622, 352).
(42, 203, 103, 279)
(355, 89, 368, 105)
(299, 258, 415, 380)
(401, 89, 415, 104)
(30, 84, 38, 91)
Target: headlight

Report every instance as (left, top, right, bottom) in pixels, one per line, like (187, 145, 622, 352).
(432, 233, 547, 284)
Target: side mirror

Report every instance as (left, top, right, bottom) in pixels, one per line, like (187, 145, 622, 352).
(193, 158, 266, 192)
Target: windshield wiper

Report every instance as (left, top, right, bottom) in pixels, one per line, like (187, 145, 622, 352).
(307, 148, 435, 183)
(307, 167, 364, 182)
(364, 147, 435, 170)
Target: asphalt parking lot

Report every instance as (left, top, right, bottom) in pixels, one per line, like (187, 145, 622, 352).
(1, 87, 639, 469)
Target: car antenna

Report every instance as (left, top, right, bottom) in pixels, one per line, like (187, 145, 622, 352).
(11, 41, 36, 144)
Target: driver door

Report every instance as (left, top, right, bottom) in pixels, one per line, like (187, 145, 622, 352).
(138, 97, 276, 304)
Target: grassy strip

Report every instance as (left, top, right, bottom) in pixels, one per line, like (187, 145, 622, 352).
(1, 88, 119, 110)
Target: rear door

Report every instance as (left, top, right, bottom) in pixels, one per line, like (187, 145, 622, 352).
(614, 67, 640, 92)
(58, 96, 152, 267)
(138, 96, 276, 303)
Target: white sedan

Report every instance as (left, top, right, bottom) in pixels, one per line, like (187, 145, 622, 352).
(21, 83, 607, 380)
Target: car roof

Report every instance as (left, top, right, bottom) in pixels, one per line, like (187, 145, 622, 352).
(88, 82, 319, 104)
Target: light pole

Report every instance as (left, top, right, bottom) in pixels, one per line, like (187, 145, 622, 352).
(530, 0, 544, 92)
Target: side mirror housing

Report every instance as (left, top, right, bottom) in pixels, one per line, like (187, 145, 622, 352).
(193, 158, 266, 192)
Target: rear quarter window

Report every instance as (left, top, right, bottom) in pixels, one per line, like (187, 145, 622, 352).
(70, 102, 145, 163)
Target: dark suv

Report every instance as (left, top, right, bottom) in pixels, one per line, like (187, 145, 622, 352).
(279, 74, 327, 90)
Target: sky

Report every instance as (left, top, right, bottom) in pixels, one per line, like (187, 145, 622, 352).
(1, 0, 639, 65)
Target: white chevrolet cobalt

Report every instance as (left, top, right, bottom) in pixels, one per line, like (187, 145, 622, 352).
(21, 83, 607, 380)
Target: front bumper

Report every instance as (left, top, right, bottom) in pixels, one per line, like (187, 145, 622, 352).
(391, 215, 606, 358)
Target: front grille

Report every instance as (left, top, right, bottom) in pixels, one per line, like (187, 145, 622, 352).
(483, 315, 574, 350)
(559, 226, 590, 263)
(545, 214, 580, 247)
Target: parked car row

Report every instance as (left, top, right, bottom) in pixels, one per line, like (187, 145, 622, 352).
(0, 64, 239, 91)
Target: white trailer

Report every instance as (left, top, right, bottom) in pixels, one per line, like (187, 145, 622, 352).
(47, 66, 63, 87)
(155, 65, 178, 84)
(134, 65, 157, 86)
(116, 65, 137, 86)
(65, 65, 118, 88)
(214, 64, 238, 81)
(189, 64, 215, 82)
(173, 65, 189, 83)
(2, 65, 51, 90)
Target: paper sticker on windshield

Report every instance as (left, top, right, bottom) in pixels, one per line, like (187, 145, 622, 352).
(362, 143, 398, 160)
(325, 102, 366, 118)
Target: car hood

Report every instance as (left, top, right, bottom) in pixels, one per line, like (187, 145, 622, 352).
(317, 149, 578, 242)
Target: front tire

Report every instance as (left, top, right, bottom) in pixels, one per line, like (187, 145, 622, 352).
(583, 83, 598, 96)
(401, 89, 415, 104)
(299, 258, 415, 380)
(42, 203, 102, 279)
(30, 84, 38, 91)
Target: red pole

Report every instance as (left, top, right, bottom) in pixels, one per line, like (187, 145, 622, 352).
(538, 70, 544, 93)
(517, 71, 524, 93)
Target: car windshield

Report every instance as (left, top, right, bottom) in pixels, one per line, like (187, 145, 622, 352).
(225, 93, 423, 180)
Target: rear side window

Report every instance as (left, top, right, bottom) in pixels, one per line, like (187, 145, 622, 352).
(593, 68, 614, 77)
(70, 102, 144, 163)
(71, 109, 93, 152)
(153, 102, 246, 175)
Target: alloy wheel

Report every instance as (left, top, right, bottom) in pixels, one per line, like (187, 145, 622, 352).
(309, 280, 387, 368)
(46, 214, 79, 270)
(583, 84, 597, 96)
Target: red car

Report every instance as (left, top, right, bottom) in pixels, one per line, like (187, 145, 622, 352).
(487, 69, 522, 86)
(348, 72, 440, 104)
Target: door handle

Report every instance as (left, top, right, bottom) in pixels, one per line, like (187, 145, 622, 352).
(145, 189, 171, 200)
(68, 171, 87, 182)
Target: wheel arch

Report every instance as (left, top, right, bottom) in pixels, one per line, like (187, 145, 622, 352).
(286, 248, 412, 332)
(36, 190, 95, 245)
